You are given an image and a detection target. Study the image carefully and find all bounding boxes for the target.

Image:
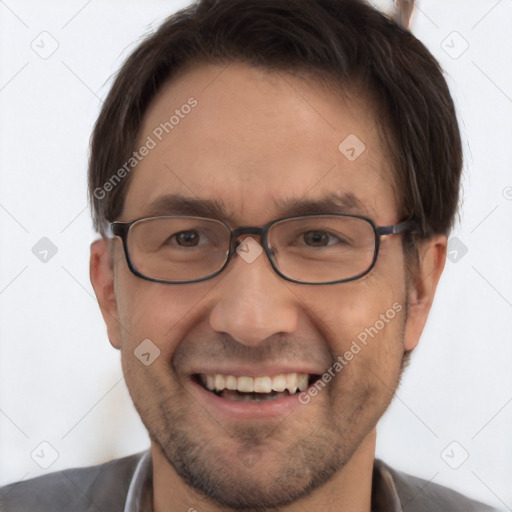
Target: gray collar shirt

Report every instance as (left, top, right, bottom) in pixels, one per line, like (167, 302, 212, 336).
(0, 450, 501, 512)
(122, 451, 496, 512)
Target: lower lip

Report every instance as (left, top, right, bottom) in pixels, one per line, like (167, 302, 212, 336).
(190, 377, 306, 419)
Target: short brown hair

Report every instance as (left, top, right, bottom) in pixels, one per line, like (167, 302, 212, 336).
(88, 0, 462, 242)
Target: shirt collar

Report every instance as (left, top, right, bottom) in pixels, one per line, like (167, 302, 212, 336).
(372, 459, 403, 512)
(123, 450, 152, 512)
(123, 451, 402, 512)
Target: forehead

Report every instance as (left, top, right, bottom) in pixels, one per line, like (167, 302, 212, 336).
(122, 62, 398, 225)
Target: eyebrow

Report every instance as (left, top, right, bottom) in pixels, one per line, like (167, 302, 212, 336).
(142, 192, 374, 223)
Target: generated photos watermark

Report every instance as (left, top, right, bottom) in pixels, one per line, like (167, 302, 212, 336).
(94, 97, 198, 200)
(298, 301, 403, 405)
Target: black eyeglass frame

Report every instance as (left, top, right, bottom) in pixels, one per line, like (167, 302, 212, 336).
(110, 213, 416, 286)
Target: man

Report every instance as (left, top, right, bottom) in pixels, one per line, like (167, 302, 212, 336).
(0, 0, 501, 511)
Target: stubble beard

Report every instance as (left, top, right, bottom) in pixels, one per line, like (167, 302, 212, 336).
(124, 303, 411, 510)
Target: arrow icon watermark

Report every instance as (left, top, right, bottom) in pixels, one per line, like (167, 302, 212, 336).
(32, 237, 58, 263)
(134, 339, 161, 366)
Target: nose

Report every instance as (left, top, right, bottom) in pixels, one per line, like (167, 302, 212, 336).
(208, 235, 299, 347)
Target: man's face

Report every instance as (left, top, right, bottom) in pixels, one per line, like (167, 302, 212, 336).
(94, 63, 426, 508)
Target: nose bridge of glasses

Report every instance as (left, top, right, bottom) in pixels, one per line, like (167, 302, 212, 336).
(230, 225, 266, 246)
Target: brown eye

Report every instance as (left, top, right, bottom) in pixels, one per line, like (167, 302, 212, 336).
(302, 231, 346, 247)
(175, 231, 200, 246)
(303, 231, 329, 246)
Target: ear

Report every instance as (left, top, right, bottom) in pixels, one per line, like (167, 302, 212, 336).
(403, 235, 447, 351)
(90, 238, 122, 349)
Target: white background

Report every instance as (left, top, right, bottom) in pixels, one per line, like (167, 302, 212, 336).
(0, 0, 511, 509)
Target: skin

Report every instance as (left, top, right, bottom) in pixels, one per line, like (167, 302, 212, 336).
(90, 62, 446, 512)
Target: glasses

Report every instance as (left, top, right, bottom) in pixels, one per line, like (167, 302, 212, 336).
(110, 214, 416, 285)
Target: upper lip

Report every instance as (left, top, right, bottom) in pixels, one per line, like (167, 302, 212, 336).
(189, 364, 324, 378)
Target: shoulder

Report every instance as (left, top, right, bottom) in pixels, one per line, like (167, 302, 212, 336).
(376, 459, 501, 512)
(0, 451, 145, 512)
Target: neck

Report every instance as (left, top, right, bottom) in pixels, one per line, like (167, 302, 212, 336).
(151, 428, 377, 512)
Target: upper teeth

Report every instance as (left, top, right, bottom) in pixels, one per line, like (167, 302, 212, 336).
(200, 373, 309, 394)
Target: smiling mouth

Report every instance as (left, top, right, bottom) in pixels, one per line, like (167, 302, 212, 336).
(193, 373, 321, 402)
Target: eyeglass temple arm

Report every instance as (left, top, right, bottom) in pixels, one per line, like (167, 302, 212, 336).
(376, 218, 416, 236)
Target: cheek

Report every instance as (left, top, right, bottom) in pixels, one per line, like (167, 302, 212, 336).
(324, 299, 407, 427)
(293, 271, 406, 404)
(296, 271, 405, 347)
(116, 275, 218, 355)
